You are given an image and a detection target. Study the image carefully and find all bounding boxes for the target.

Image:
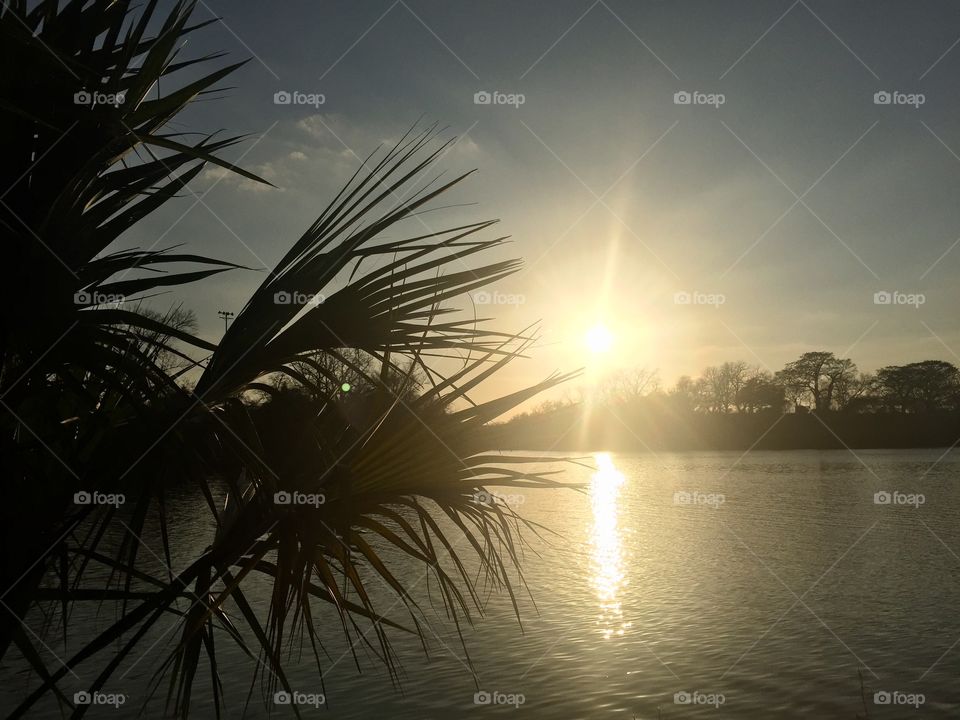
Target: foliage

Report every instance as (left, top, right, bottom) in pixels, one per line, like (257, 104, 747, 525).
(0, 2, 577, 717)
(875, 360, 960, 413)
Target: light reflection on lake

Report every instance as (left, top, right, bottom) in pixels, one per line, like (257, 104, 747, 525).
(589, 452, 631, 639)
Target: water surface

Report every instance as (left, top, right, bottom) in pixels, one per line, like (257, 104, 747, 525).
(4, 449, 960, 718)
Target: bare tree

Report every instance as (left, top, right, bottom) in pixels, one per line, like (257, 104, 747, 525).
(129, 305, 199, 374)
(599, 367, 660, 405)
(835, 372, 875, 411)
(723, 361, 751, 411)
(698, 362, 749, 413)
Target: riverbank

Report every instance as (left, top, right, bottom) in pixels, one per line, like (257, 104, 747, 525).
(489, 406, 960, 451)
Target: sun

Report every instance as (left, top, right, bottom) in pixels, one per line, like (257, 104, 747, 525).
(585, 324, 614, 354)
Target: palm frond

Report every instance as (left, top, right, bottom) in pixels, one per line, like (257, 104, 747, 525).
(1, 2, 582, 718)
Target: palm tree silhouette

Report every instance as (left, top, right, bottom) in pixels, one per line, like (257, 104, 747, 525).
(0, 2, 576, 716)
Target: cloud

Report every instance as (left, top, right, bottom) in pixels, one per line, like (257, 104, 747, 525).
(201, 162, 280, 193)
(195, 113, 484, 206)
(296, 113, 483, 165)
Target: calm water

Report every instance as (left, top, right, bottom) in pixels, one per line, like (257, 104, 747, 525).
(5, 449, 960, 718)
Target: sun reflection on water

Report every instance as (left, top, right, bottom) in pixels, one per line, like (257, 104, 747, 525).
(590, 452, 631, 639)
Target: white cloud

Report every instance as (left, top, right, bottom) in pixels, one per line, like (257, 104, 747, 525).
(201, 162, 279, 193)
(195, 114, 483, 202)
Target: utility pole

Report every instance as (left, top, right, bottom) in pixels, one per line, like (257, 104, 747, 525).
(217, 310, 234, 334)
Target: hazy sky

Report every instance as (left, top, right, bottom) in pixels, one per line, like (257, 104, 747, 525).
(129, 0, 960, 404)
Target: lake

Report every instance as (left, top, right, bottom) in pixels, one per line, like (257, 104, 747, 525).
(4, 449, 960, 718)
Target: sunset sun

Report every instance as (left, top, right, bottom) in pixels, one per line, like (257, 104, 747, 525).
(585, 324, 614, 354)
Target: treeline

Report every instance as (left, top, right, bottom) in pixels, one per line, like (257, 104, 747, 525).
(498, 352, 960, 451)
(673, 353, 960, 414)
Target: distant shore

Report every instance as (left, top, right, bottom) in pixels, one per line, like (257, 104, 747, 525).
(488, 407, 960, 452)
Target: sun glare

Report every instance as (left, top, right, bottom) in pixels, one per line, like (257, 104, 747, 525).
(585, 324, 613, 354)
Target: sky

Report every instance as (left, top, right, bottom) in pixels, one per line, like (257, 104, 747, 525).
(126, 0, 960, 405)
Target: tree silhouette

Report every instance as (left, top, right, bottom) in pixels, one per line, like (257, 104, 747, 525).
(775, 351, 858, 412)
